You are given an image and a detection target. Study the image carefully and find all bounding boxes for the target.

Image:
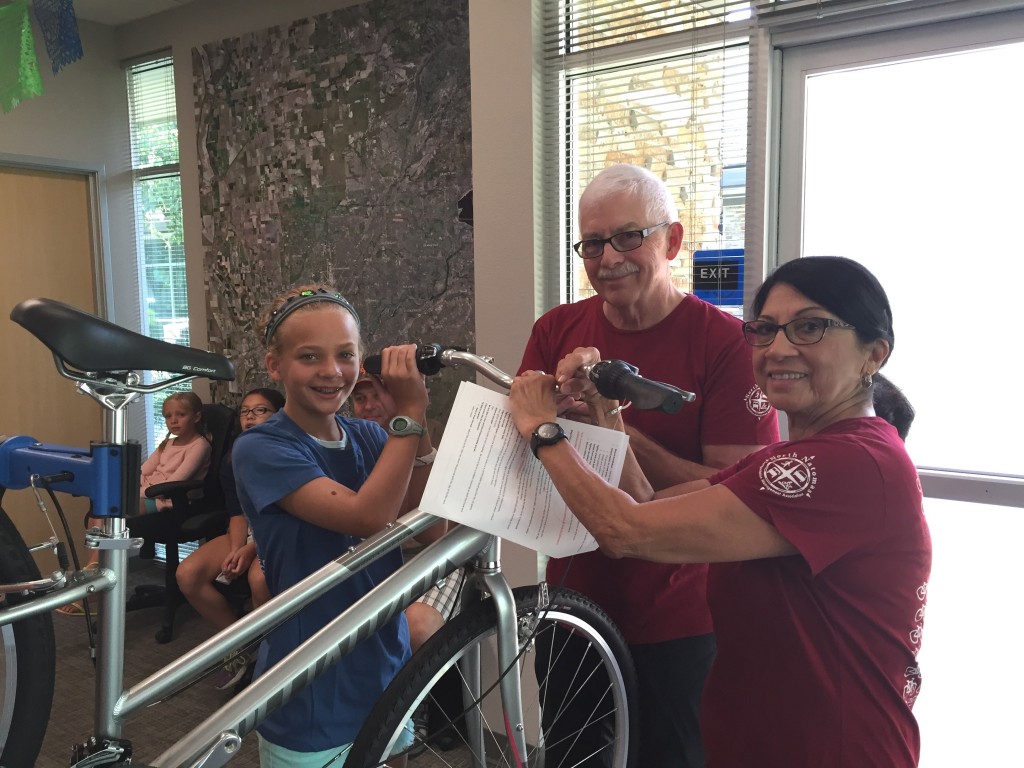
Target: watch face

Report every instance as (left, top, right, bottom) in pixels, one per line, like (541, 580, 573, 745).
(392, 416, 410, 431)
(537, 422, 561, 440)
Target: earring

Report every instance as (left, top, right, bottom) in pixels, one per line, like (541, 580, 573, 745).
(862, 373, 873, 389)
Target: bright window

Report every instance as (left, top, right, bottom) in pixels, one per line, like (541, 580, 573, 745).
(127, 57, 191, 451)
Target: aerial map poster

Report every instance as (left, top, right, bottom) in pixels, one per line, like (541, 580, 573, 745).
(193, 0, 474, 417)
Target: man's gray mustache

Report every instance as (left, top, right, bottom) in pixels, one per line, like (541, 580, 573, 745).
(597, 265, 639, 279)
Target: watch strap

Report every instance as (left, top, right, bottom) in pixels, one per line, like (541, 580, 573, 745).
(530, 422, 567, 458)
(388, 415, 426, 437)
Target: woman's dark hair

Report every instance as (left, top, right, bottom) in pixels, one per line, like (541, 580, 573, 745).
(751, 256, 895, 365)
(872, 373, 915, 441)
(243, 387, 285, 411)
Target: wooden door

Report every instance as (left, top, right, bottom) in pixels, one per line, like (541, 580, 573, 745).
(0, 165, 102, 562)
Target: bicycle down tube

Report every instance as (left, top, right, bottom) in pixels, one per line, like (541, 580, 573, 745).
(150, 524, 502, 767)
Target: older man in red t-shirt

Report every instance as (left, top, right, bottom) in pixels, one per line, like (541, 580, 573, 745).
(519, 164, 778, 767)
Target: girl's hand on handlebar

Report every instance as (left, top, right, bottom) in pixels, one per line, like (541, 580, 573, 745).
(509, 371, 559, 439)
(377, 344, 429, 420)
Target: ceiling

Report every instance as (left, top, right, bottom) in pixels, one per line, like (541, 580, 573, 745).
(73, 0, 200, 26)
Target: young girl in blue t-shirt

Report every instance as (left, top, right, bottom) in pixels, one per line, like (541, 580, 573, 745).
(232, 284, 442, 767)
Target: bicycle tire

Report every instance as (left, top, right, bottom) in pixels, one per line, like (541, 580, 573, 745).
(348, 584, 639, 768)
(0, 504, 56, 768)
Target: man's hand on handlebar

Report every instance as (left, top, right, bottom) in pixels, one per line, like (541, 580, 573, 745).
(512, 347, 626, 437)
(509, 371, 560, 439)
(553, 347, 622, 429)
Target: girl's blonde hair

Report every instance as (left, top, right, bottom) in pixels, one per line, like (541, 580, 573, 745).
(158, 391, 209, 451)
(260, 283, 363, 356)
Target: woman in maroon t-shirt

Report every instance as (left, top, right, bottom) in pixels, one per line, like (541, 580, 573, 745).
(508, 256, 930, 767)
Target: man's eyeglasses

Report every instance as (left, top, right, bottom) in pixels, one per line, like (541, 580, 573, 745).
(240, 406, 274, 417)
(572, 222, 671, 259)
(742, 317, 856, 347)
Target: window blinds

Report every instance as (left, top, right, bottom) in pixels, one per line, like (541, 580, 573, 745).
(538, 1, 753, 305)
(127, 57, 179, 172)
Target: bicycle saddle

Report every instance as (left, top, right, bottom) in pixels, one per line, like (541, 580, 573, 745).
(10, 298, 235, 381)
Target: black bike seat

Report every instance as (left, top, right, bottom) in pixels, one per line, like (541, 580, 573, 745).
(10, 298, 235, 381)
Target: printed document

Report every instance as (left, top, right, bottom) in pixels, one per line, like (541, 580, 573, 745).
(419, 381, 628, 558)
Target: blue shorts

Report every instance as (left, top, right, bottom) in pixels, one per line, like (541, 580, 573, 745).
(257, 719, 415, 766)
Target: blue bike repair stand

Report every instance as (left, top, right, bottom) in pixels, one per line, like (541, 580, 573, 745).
(0, 436, 140, 518)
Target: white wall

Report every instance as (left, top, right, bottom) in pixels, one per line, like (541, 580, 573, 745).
(467, 0, 539, 585)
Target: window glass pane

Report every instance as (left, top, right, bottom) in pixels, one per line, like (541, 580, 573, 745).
(127, 58, 191, 451)
(567, 43, 748, 302)
(128, 58, 179, 168)
(137, 175, 187, 343)
(914, 498, 1024, 766)
(801, 43, 1024, 476)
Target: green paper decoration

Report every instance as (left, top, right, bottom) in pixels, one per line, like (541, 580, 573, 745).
(0, 0, 44, 113)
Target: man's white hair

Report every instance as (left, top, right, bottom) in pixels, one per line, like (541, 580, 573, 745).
(580, 164, 679, 226)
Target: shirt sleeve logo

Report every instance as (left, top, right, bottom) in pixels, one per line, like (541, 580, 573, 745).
(744, 385, 772, 418)
(758, 453, 818, 498)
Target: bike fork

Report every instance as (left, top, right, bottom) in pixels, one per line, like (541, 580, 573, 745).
(474, 538, 530, 768)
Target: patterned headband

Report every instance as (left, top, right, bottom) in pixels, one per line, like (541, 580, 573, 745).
(263, 288, 361, 345)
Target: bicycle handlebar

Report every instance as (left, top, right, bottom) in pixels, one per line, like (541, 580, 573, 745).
(583, 359, 695, 414)
(363, 343, 694, 415)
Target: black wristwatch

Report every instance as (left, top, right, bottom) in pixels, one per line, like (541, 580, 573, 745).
(388, 415, 426, 438)
(530, 422, 567, 458)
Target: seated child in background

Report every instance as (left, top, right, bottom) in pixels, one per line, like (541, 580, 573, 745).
(139, 391, 212, 514)
(176, 387, 283, 690)
(233, 285, 445, 766)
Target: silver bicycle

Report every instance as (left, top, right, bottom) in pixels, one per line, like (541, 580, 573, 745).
(0, 298, 685, 768)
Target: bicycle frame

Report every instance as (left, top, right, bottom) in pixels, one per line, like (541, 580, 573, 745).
(4, 335, 664, 767)
(1, 387, 535, 767)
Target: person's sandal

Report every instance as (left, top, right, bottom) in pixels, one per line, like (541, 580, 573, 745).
(55, 601, 86, 616)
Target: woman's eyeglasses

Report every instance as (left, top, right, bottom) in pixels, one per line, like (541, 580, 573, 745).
(742, 317, 855, 347)
(240, 406, 274, 417)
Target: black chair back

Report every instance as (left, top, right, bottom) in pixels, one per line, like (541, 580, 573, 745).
(194, 403, 239, 513)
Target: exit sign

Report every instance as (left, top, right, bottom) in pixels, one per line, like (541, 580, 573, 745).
(692, 249, 743, 307)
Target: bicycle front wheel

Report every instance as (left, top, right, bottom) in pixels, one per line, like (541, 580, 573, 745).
(0, 505, 56, 768)
(348, 584, 638, 768)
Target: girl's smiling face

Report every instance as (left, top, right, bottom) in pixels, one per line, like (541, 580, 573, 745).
(265, 305, 361, 437)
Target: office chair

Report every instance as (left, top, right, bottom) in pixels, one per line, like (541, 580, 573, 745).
(127, 402, 239, 643)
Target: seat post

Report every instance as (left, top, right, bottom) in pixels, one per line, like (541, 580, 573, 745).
(92, 393, 137, 740)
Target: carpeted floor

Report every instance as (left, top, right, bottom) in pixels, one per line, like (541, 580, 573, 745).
(43, 557, 261, 767)
(41, 557, 478, 768)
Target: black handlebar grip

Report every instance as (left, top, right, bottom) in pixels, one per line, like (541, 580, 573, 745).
(363, 343, 447, 377)
(587, 360, 695, 414)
